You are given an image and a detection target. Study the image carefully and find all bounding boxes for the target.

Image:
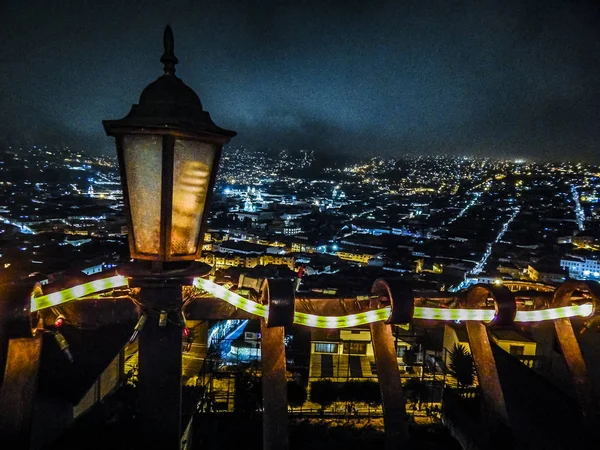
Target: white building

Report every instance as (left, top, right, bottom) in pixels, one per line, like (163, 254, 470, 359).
(309, 327, 416, 381)
(560, 256, 600, 279)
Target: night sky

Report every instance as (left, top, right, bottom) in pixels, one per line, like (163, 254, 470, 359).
(1, 0, 600, 161)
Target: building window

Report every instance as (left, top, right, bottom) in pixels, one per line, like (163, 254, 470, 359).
(343, 341, 367, 355)
(396, 345, 408, 358)
(315, 343, 338, 354)
(509, 345, 524, 356)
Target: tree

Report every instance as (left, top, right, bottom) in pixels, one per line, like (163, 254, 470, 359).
(309, 380, 338, 414)
(448, 343, 475, 388)
(234, 370, 262, 414)
(403, 377, 427, 410)
(241, 217, 253, 229)
(336, 380, 381, 417)
(356, 380, 381, 418)
(287, 380, 307, 412)
(403, 349, 417, 366)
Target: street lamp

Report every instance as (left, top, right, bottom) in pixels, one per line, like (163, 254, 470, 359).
(103, 25, 235, 448)
(104, 25, 235, 267)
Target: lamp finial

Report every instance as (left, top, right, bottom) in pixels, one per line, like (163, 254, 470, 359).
(161, 25, 178, 75)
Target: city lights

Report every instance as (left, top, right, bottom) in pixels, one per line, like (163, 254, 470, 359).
(470, 206, 520, 276)
(3, 7, 600, 446)
(571, 184, 586, 231)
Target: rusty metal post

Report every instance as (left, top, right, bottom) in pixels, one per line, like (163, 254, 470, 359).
(463, 284, 514, 448)
(370, 321, 408, 448)
(464, 321, 509, 424)
(260, 279, 294, 450)
(552, 281, 600, 427)
(370, 279, 411, 448)
(554, 319, 597, 423)
(0, 335, 43, 448)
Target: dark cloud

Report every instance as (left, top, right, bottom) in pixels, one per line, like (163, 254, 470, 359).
(1, 0, 599, 161)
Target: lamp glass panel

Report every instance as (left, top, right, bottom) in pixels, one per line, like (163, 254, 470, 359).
(122, 135, 163, 256)
(170, 139, 215, 256)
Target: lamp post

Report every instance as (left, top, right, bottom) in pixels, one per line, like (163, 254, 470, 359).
(104, 25, 235, 448)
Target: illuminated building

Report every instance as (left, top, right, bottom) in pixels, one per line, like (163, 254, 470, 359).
(309, 327, 415, 381)
(199, 251, 296, 271)
(335, 249, 378, 264)
(560, 256, 600, 279)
